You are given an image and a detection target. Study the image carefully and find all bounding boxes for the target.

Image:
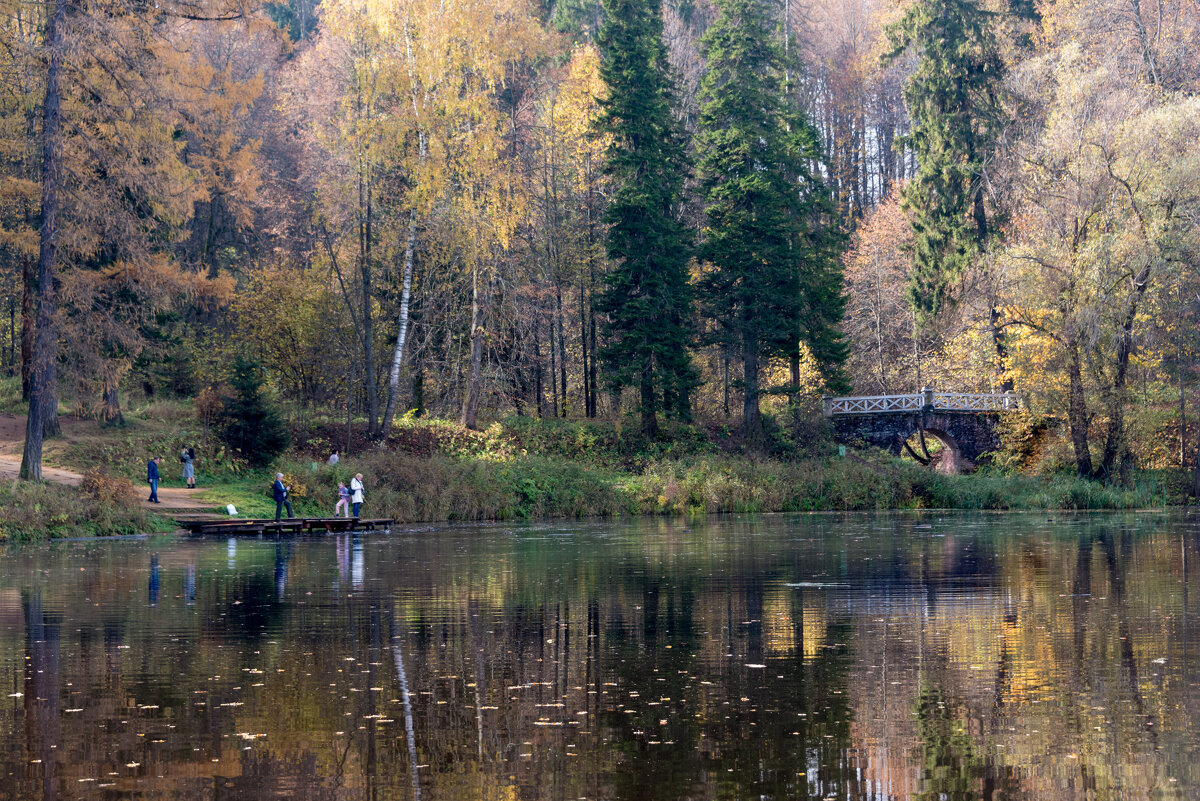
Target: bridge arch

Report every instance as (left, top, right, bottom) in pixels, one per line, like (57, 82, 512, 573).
(900, 426, 962, 474)
(824, 390, 1017, 474)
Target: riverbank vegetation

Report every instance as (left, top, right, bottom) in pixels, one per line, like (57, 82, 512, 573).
(2, 1, 1199, 526)
(0, 472, 166, 541)
(5, 395, 1183, 540)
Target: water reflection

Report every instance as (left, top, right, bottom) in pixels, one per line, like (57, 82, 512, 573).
(0, 513, 1197, 799)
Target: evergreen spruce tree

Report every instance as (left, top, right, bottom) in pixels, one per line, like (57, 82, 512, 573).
(884, 0, 1003, 325)
(219, 357, 291, 468)
(595, 0, 697, 438)
(696, 0, 846, 445)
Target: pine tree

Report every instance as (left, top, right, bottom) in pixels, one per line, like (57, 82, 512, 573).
(884, 0, 1003, 325)
(219, 357, 290, 468)
(595, 0, 697, 438)
(696, 0, 846, 444)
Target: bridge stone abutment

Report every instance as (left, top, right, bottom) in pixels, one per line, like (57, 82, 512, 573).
(830, 411, 1004, 473)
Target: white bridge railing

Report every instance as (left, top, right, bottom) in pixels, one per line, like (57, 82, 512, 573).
(823, 388, 1019, 416)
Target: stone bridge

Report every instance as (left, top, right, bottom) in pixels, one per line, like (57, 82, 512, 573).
(823, 389, 1019, 473)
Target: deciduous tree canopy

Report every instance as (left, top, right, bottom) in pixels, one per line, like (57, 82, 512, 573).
(1, 0, 1197, 478)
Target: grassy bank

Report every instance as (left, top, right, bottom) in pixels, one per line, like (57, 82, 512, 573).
(6, 399, 1189, 540)
(271, 449, 1171, 524)
(0, 475, 172, 541)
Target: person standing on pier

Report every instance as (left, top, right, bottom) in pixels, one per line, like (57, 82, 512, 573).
(273, 473, 294, 521)
(335, 482, 350, 518)
(350, 473, 365, 518)
(147, 457, 161, 503)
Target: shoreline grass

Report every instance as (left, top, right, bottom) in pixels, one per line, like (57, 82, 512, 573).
(5, 403, 1190, 541)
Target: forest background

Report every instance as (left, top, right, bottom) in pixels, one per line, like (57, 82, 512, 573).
(3, 0, 1200, 537)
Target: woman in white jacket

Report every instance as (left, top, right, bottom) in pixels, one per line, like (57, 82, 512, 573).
(350, 473, 365, 518)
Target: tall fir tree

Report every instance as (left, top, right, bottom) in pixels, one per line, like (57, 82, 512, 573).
(697, 0, 846, 445)
(219, 357, 291, 468)
(595, 0, 697, 438)
(884, 0, 1003, 325)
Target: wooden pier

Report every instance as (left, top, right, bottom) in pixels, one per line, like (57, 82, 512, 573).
(177, 517, 394, 536)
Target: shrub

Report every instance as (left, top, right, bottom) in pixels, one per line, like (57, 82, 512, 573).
(0, 480, 163, 541)
(80, 469, 138, 505)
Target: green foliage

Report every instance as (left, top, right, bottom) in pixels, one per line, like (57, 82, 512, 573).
(283, 453, 627, 522)
(218, 357, 290, 468)
(548, 0, 602, 38)
(265, 0, 317, 42)
(696, 0, 848, 432)
(884, 0, 1004, 323)
(595, 0, 698, 433)
(500, 415, 715, 468)
(0, 374, 23, 414)
(275, 425, 1164, 525)
(988, 409, 1052, 472)
(0, 479, 167, 541)
(53, 399, 249, 483)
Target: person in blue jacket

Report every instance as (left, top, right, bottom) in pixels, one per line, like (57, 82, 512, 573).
(147, 457, 161, 503)
(273, 473, 294, 522)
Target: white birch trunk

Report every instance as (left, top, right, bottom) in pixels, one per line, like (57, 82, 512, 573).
(382, 208, 418, 434)
(380, 20, 429, 437)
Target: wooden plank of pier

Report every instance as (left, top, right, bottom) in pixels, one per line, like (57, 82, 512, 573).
(179, 517, 393, 536)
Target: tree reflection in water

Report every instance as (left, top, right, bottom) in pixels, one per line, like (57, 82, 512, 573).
(0, 513, 1196, 799)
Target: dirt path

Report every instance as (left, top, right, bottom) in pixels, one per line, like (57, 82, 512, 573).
(0, 413, 215, 512)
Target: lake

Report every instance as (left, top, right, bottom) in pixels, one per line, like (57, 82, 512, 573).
(1, 511, 1197, 799)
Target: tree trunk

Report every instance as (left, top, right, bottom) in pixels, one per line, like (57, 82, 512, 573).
(579, 268, 591, 420)
(1193, 393, 1200, 497)
(20, 255, 32, 400)
(742, 329, 763, 447)
(1067, 338, 1093, 479)
(556, 284, 567, 417)
(588, 264, 599, 418)
(6, 293, 15, 376)
(585, 160, 599, 419)
(101, 384, 123, 427)
(989, 301, 1013, 392)
(534, 314, 544, 418)
(639, 356, 658, 438)
(202, 196, 219, 279)
(460, 267, 484, 430)
(381, 211, 417, 436)
(1097, 265, 1152, 480)
(1180, 370, 1187, 469)
(789, 352, 800, 405)
(412, 361, 425, 418)
(355, 195, 378, 439)
(722, 347, 730, 417)
(21, 0, 66, 481)
(549, 302, 559, 418)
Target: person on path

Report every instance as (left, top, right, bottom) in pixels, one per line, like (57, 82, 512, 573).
(273, 473, 294, 522)
(147, 457, 161, 503)
(181, 447, 196, 489)
(328, 450, 339, 466)
(334, 482, 350, 518)
(350, 473, 365, 518)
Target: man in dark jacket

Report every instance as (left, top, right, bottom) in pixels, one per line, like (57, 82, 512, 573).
(273, 473, 294, 521)
(147, 457, 161, 503)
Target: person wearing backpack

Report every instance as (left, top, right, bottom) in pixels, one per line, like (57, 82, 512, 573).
(181, 447, 196, 489)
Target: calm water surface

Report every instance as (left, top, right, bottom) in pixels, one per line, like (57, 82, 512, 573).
(1, 512, 1199, 799)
